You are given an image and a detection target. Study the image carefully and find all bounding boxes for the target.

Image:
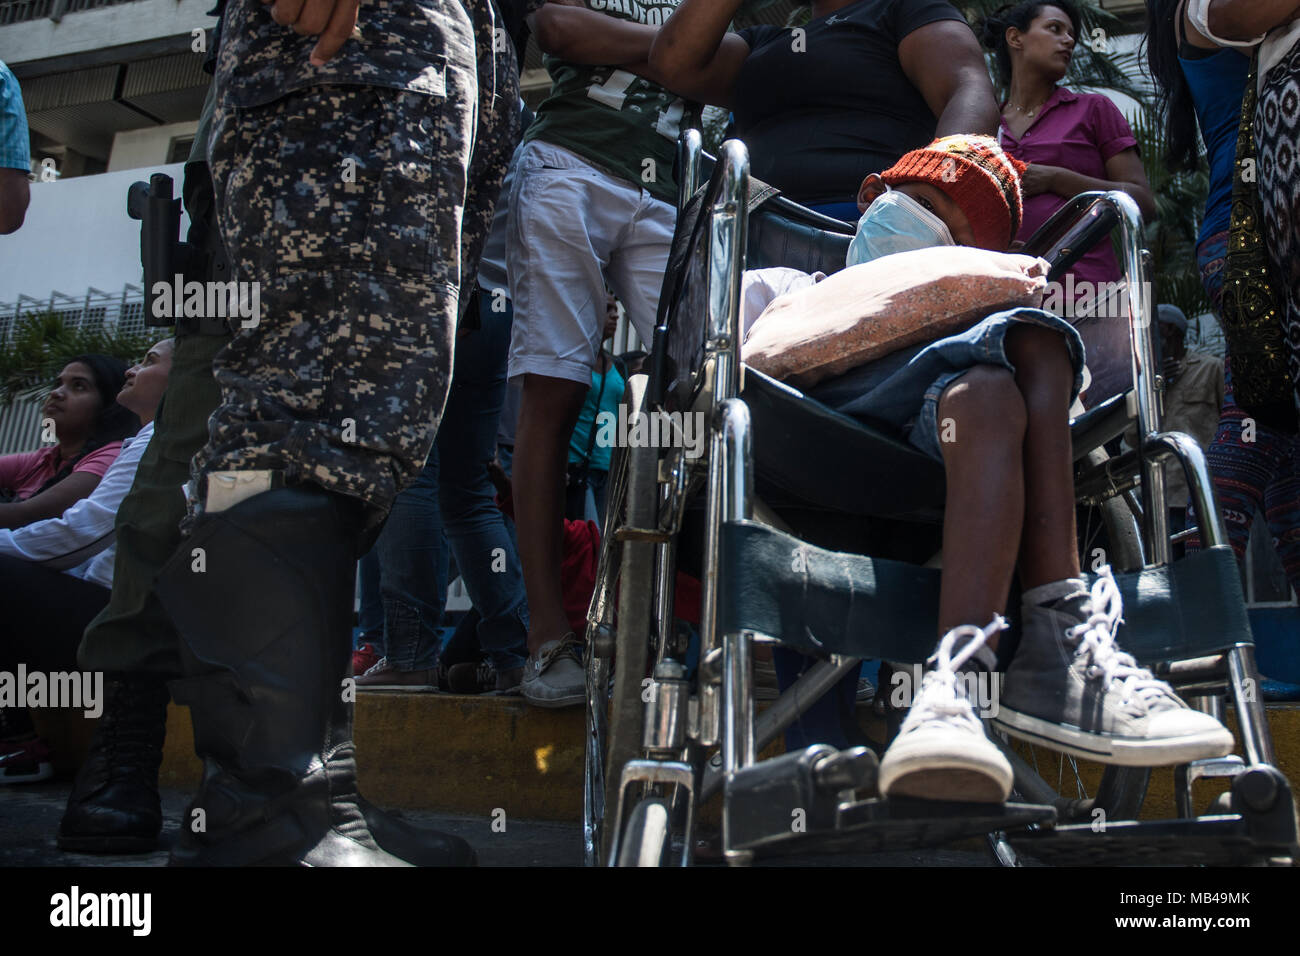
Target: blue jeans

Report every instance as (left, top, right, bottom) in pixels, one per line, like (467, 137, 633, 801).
(366, 294, 529, 672)
(432, 295, 528, 670)
(811, 307, 1084, 463)
(370, 453, 449, 671)
(357, 549, 384, 651)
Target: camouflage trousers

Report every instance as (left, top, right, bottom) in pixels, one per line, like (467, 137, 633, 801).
(201, 77, 476, 527)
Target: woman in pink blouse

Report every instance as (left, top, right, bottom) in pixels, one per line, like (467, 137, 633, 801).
(981, 1, 1157, 403)
(0, 354, 139, 529)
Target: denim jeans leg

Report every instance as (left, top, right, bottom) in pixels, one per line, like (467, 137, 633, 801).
(373, 449, 448, 671)
(357, 549, 384, 652)
(435, 297, 529, 671)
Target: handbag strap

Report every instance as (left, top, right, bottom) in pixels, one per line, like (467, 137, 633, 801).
(576, 355, 613, 471)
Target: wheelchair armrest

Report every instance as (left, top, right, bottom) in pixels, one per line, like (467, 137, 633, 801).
(1069, 389, 1132, 461)
(1020, 192, 1122, 283)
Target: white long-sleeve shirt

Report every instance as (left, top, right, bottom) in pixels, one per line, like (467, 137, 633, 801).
(0, 421, 154, 588)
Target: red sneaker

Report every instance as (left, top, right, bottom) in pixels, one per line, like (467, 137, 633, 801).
(0, 735, 54, 784)
(351, 642, 381, 677)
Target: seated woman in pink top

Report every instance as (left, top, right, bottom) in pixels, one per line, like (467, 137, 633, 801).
(0, 354, 139, 529)
(981, 1, 1157, 404)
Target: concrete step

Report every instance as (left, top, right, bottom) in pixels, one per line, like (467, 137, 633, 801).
(32, 695, 1300, 824)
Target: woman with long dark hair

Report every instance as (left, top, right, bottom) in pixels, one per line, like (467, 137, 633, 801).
(0, 354, 139, 529)
(981, 1, 1156, 404)
(1146, 0, 1300, 611)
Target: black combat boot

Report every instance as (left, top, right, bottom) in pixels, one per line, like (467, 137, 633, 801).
(156, 483, 409, 866)
(57, 675, 170, 853)
(324, 686, 477, 866)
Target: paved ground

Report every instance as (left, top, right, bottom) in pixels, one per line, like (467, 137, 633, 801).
(0, 781, 996, 867)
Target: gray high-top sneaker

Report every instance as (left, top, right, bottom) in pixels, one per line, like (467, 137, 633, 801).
(879, 617, 1013, 804)
(994, 568, 1233, 765)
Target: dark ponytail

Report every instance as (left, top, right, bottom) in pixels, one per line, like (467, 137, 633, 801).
(1144, 0, 1204, 173)
(979, 1, 1083, 87)
(31, 354, 139, 497)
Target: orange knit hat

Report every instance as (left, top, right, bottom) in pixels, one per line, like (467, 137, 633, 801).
(881, 134, 1027, 251)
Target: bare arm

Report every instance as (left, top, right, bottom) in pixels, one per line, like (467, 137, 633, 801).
(1206, 0, 1300, 40)
(0, 167, 29, 234)
(529, 4, 658, 64)
(645, 0, 751, 107)
(1025, 147, 1158, 223)
(900, 20, 1000, 138)
(1182, 0, 1254, 55)
(0, 471, 100, 530)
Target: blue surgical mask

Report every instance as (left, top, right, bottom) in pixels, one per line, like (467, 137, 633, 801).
(846, 187, 956, 268)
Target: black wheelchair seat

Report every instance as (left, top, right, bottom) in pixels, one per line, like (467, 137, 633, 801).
(742, 367, 1136, 529)
(742, 367, 946, 523)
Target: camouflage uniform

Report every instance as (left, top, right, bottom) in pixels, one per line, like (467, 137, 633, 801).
(83, 0, 535, 675)
(198, 0, 479, 526)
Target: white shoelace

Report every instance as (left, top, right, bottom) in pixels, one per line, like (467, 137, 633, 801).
(899, 616, 1007, 737)
(1067, 567, 1179, 715)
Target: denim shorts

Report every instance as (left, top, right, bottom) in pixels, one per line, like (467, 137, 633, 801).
(809, 307, 1085, 462)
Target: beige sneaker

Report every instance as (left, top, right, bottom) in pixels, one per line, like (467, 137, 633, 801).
(521, 634, 585, 708)
(879, 618, 1013, 804)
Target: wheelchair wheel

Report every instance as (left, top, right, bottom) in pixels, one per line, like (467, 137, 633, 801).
(582, 374, 659, 865)
(617, 798, 671, 867)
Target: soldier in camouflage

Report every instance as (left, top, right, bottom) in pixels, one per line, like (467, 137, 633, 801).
(66, 0, 539, 866)
(133, 0, 481, 866)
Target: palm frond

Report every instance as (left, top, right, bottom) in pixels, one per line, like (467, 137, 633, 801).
(0, 311, 157, 404)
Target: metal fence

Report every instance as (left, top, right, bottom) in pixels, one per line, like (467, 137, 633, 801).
(0, 285, 146, 342)
(0, 0, 145, 26)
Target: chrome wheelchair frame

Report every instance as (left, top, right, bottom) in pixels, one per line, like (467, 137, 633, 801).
(581, 132, 1298, 868)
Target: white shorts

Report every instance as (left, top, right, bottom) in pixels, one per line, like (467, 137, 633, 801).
(505, 139, 675, 385)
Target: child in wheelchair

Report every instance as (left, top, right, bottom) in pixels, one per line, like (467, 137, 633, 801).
(741, 134, 1233, 803)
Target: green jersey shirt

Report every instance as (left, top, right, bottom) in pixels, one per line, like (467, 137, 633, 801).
(523, 0, 691, 206)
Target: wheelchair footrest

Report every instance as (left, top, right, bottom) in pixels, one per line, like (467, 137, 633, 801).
(730, 794, 1056, 858)
(1008, 815, 1299, 866)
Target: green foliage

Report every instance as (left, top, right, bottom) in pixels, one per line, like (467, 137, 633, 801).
(0, 311, 155, 404)
(1128, 107, 1211, 322)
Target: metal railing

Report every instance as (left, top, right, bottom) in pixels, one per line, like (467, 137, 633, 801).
(0, 284, 146, 341)
(0, 0, 145, 26)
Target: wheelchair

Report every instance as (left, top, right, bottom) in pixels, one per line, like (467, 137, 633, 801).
(581, 131, 1299, 867)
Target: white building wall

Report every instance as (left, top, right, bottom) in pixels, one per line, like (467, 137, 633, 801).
(0, 162, 189, 307)
(109, 121, 199, 172)
(0, 0, 216, 65)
